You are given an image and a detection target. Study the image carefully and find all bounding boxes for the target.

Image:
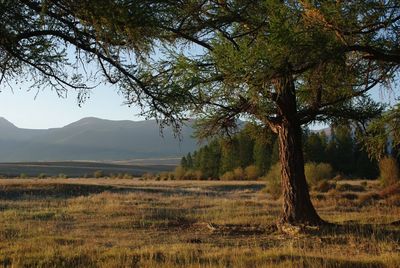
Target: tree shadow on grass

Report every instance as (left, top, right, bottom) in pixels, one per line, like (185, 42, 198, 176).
(265, 254, 383, 268)
(306, 221, 400, 244)
(205, 184, 265, 192)
(0, 183, 118, 200)
(0, 183, 221, 200)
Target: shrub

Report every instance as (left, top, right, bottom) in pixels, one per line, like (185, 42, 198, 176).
(336, 183, 365, 192)
(174, 166, 186, 180)
(263, 163, 281, 199)
(305, 162, 333, 186)
(159, 172, 172, 180)
(192, 170, 203, 180)
(93, 170, 104, 178)
(220, 168, 245, 181)
(220, 171, 235, 181)
(244, 165, 260, 180)
(122, 173, 133, 180)
(38, 173, 47, 179)
(379, 156, 399, 186)
(181, 170, 204, 180)
(233, 167, 245, 180)
(19, 173, 28, 179)
(58, 173, 67, 179)
(141, 173, 154, 180)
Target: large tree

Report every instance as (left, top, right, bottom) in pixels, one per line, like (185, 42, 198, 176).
(1, 1, 399, 226)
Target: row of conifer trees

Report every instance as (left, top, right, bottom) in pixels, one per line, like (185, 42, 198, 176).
(179, 123, 388, 180)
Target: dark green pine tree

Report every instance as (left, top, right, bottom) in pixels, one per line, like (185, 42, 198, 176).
(219, 139, 239, 174)
(237, 131, 255, 168)
(304, 132, 327, 163)
(353, 144, 379, 179)
(180, 156, 188, 169)
(333, 125, 355, 175)
(198, 140, 221, 179)
(253, 140, 273, 175)
(186, 153, 193, 169)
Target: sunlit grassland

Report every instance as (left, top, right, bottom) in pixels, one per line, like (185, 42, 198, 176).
(0, 179, 399, 267)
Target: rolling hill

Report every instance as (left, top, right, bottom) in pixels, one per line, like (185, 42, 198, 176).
(0, 117, 198, 162)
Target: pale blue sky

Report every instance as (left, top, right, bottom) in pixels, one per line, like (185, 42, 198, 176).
(0, 83, 145, 129)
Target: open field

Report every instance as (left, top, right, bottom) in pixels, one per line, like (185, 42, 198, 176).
(0, 178, 399, 267)
(0, 161, 175, 178)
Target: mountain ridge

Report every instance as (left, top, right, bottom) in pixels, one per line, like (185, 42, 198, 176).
(0, 117, 197, 162)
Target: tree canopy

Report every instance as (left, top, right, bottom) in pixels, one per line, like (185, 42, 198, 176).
(2, 1, 398, 128)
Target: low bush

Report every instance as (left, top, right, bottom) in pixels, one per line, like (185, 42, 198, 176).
(38, 173, 47, 179)
(220, 171, 235, 181)
(159, 172, 173, 181)
(141, 172, 154, 180)
(233, 167, 245, 180)
(220, 167, 253, 181)
(263, 163, 281, 199)
(174, 166, 186, 180)
(378, 156, 399, 186)
(121, 173, 134, 180)
(305, 162, 333, 186)
(244, 165, 260, 180)
(336, 183, 366, 192)
(93, 170, 104, 178)
(58, 173, 67, 179)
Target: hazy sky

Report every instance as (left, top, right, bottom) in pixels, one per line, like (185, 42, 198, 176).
(0, 82, 145, 129)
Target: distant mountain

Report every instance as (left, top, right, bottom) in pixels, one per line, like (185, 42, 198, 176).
(0, 117, 198, 162)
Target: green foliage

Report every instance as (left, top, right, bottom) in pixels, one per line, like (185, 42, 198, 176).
(58, 173, 67, 179)
(244, 165, 260, 180)
(304, 162, 333, 186)
(232, 167, 245, 180)
(304, 132, 327, 163)
(181, 123, 379, 181)
(93, 170, 104, 178)
(141, 173, 154, 181)
(379, 157, 399, 186)
(38, 173, 47, 179)
(174, 166, 186, 180)
(363, 104, 400, 159)
(263, 163, 281, 199)
(253, 140, 272, 175)
(220, 171, 235, 181)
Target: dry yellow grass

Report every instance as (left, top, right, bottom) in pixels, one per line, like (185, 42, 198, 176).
(0, 178, 399, 267)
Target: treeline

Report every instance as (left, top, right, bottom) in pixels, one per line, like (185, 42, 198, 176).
(179, 123, 380, 180)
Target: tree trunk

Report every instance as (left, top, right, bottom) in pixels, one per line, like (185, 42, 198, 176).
(277, 119, 323, 225)
(274, 70, 324, 226)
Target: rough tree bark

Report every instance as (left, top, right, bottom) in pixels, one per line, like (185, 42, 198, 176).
(273, 70, 324, 226)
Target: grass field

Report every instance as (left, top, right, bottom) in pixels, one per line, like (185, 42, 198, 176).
(0, 178, 399, 267)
